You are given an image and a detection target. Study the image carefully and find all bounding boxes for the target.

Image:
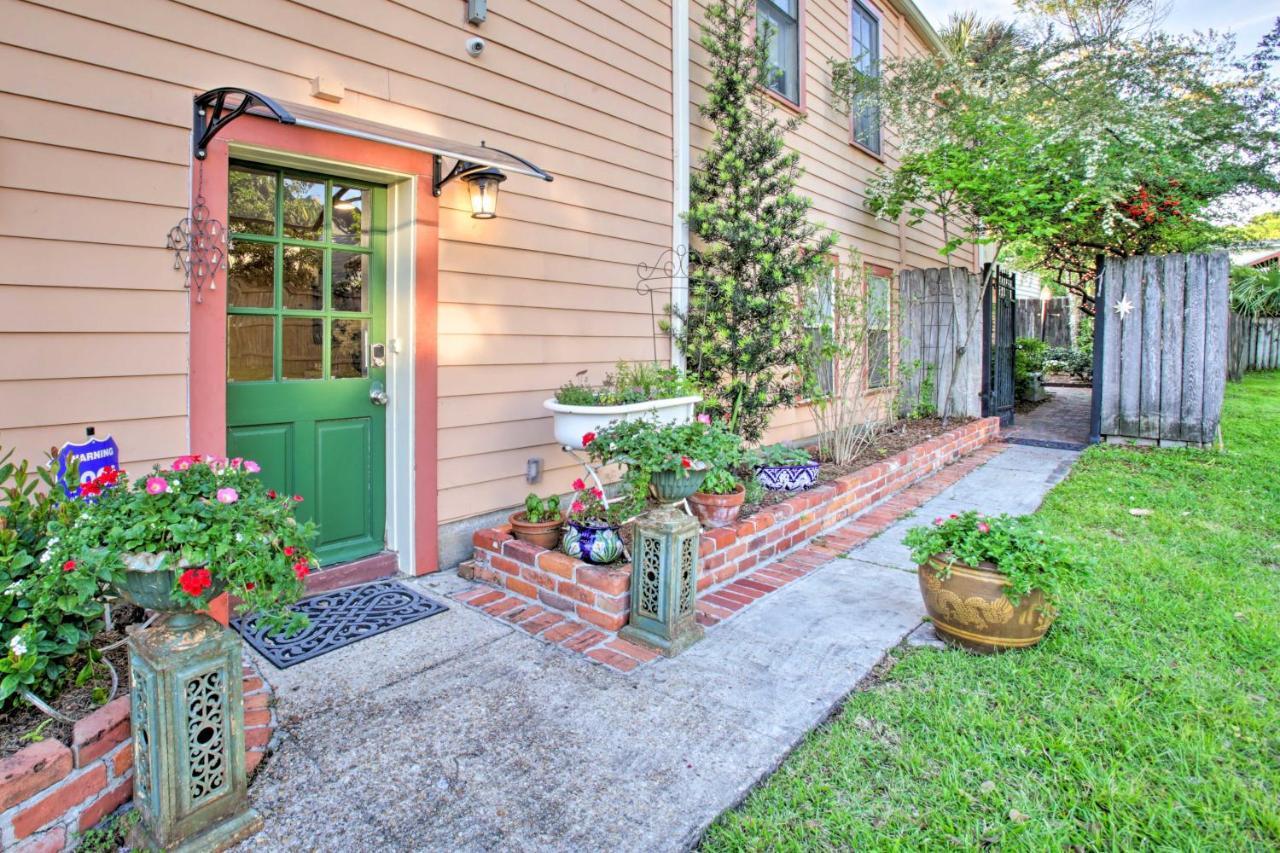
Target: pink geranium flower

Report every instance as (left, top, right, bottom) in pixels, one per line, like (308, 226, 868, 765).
(571, 500, 585, 513)
(216, 487, 238, 504)
(244, 460, 261, 473)
(977, 521, 991, 534)
(697, 413, 712, 424)
(145, 476, 170, 495)
(572, 478, 586, 491)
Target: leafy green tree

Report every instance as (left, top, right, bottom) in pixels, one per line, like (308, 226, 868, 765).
(1228, 210, 1280, 242)
(830, 2, 1280, 312)
(677, 0, 837, 441)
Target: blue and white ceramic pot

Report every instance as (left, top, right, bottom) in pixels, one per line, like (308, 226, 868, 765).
(755, 462, 820, 492)
(561, 521, 625, 565)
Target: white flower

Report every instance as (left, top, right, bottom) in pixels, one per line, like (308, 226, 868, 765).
(39, 551, 51, 564)
(9, 635, 27, 657)
(235, 533, 244, 542)
(47, 537, 59, 546)
(4, 582, 22, 597)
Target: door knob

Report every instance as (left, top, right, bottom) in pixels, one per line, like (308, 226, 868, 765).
(370, 381, 389, 406)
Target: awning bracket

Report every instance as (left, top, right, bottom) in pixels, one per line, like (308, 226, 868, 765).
(193, 87, 295, 160)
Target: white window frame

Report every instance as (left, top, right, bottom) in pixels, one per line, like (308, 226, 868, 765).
(758, 0, 802, 105)
(849, 0, 882, 154)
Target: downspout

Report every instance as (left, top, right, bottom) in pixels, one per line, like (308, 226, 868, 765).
(671, 0, 691, 369)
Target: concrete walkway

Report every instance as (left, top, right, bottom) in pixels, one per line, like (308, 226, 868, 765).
(238, 441, 1078, 852)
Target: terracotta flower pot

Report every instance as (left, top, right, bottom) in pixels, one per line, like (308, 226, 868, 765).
(688, 484, 746, 528)
(508, 510, 564, 550)
(917, 554, 1056, 653)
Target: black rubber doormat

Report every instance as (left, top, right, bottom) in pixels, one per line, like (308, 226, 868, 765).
(232, 580, 448, 669)
(1004, 437, 1088, 451)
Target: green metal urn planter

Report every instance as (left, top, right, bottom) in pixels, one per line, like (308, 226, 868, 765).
(648, 467, 707, 504)
(619, 506, 703, 656)
(118, 554, 261, 852)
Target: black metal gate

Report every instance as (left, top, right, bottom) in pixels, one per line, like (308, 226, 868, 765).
(981, 264, 1016, 426)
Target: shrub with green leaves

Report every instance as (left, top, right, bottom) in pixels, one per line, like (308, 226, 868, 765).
(699, 468, 742, 496)
(1014, 337, 1049, 400)
(0, 447, 116, 708)
(588, 417, 742, 514)
(746, 444, 814, 467)
(903, 510, 1074, 605)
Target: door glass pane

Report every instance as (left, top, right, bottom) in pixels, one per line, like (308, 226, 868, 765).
(228, 239, 275, 308)
(227, 315, 274, 381)
(282, 177, 325, 240)
(282, 317, 324, 380)
(282, 246, 324, 310)
(228, 166, 276, 235)
(332, 251, 369, 312)
(331, 185, 370, 246)
(331, 319, 368, 378)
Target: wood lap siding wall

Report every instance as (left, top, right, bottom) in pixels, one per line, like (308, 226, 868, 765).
(0, 0, 675, 524)
(687, 0, 974, 445)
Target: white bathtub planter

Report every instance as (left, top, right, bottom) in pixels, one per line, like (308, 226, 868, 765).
(544, 395, 703, 449)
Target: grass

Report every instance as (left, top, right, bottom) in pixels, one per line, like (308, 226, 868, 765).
(704, 373, 1280, 851)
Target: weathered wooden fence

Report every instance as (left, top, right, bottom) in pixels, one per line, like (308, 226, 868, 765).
(1228, 312, 1280, 380)
(898, 268, 982, 418)
(1015, 296, 1074, 346)
(1098, 252, 1229, 446)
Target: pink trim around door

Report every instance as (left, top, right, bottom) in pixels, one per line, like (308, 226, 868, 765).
(190, 117, 440, 575)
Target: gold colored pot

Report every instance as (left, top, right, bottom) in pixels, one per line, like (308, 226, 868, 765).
(917, 554, 1056, 653)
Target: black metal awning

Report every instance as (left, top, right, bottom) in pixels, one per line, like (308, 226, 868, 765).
(192, 87, 553, 193)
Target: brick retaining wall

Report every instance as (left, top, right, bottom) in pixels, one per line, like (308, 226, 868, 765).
(463, 417, 1001, 633)
(0, 661, 274, 851)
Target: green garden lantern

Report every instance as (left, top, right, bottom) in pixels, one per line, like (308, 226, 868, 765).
(127, 607, 260, 850)
(620, 506, 704, 656)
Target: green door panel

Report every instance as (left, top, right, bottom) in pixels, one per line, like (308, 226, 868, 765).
(225, 165, 387, 567)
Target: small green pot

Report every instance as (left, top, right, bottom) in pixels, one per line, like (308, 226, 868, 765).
(115, 553, 225, 627)
(649, 468, 708, 503)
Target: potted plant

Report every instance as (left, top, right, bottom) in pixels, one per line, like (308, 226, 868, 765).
(49, 455, 313, 634)
(903, 510, 1067, 653)
(509, 492, 563, 550)
(560, 483, 626, 565)
(750, 444, 820, 492)
(588, 416, 742, 506)
(544, 361, 702, 449)
(688, 469, 746, 528)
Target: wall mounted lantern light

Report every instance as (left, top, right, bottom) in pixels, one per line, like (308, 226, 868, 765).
(434, 160, 507, 219)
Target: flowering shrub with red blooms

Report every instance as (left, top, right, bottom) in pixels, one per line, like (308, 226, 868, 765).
(46, 454, 316, 637)
(903, 510, 1074, 606)
(565, 483, 625, 527)
(1119, 182, 1185, 228)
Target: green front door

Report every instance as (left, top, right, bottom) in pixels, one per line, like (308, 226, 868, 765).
(224, 163, 387, 566)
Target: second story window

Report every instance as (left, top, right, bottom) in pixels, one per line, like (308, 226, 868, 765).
(758, 0, 801, 105)
(850, 0, 881, 153)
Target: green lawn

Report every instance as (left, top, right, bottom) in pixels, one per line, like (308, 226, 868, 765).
(705, 373, 1280, 851)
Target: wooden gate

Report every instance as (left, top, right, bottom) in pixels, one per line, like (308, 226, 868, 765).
(981, 265, 1017, 426)
(1228, 312, 1280, 379)
(1096, 253, 1229, 446)
(897, 267, 982, 418)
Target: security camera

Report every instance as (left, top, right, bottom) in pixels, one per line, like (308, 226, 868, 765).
(465, 37, 485, 58)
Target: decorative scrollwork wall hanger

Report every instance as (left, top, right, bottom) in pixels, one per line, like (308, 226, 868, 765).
(635, 245, 690, 363)
(167, 196, 227, 303)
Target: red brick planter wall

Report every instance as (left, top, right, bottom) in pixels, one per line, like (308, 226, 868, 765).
(0, 663, 274, 852)
(464, 418, 1000, 633)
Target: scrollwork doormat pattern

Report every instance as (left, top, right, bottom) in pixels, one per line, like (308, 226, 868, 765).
(232, 581, 448, 669)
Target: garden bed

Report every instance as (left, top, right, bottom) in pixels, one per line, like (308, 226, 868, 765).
(463, 417, 1000, 636)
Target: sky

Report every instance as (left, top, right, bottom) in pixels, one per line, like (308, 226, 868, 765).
(914, 0, 1276, 54)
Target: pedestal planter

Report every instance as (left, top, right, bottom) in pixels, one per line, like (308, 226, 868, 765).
(755, 462, 819, 492)
(543, 395, 702, 449)
(508, 511, 564, 550)
(620, 506, 703, 656)
(687, 484, 746, 527)
(561, 520, 625, 565)
(116, 556, 260, 851)
(917, 554, 1056, 653)
(649, 468, 707, 504)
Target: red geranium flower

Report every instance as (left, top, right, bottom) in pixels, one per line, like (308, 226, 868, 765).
(245, 582, 256, 591)
(79, 481, 102, 498)
(581, 432, 596, 446)
(283, 546, 296, 557)
(591, 487, 604, 499)
(179, 568, 212, 597)
(292, 561, 310, 580)
(267, 490, 277, 499)
(572, 478, 586, 491)
(292, 494, 304, 502)
(95, 466, 119, 486)
(681, 456, 692, 469)
(62, 560, 77, 572)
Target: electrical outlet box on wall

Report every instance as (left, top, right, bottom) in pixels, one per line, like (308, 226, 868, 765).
(466, 0, 487, 25)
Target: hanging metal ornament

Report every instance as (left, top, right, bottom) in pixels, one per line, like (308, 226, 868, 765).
(167, 196, 227, 303)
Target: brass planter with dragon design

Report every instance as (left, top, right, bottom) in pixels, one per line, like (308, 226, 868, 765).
(918, 553, 1055, 653)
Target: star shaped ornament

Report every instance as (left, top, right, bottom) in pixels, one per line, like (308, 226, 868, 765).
(1114, 296, 1134, 320)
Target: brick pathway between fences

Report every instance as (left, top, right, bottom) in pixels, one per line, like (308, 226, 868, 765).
(453, 437, 1005, 672)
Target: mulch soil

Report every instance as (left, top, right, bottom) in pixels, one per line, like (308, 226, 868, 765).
(0, 605, 146, 759)
(737, 416, 974, 519)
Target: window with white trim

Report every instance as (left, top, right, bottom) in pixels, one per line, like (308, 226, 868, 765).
(850, 1, 881, 153)
(867, 271, 891, 388)
(758, 0, 801, 104)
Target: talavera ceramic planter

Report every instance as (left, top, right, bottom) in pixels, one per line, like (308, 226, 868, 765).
(561, 521, 625, 565)
(754, 462, 820, 491)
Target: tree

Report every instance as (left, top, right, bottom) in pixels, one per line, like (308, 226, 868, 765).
(830, 2, 1280, 312)
(1227, 210, 1280, 243)
(676, 0, 837, 441)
